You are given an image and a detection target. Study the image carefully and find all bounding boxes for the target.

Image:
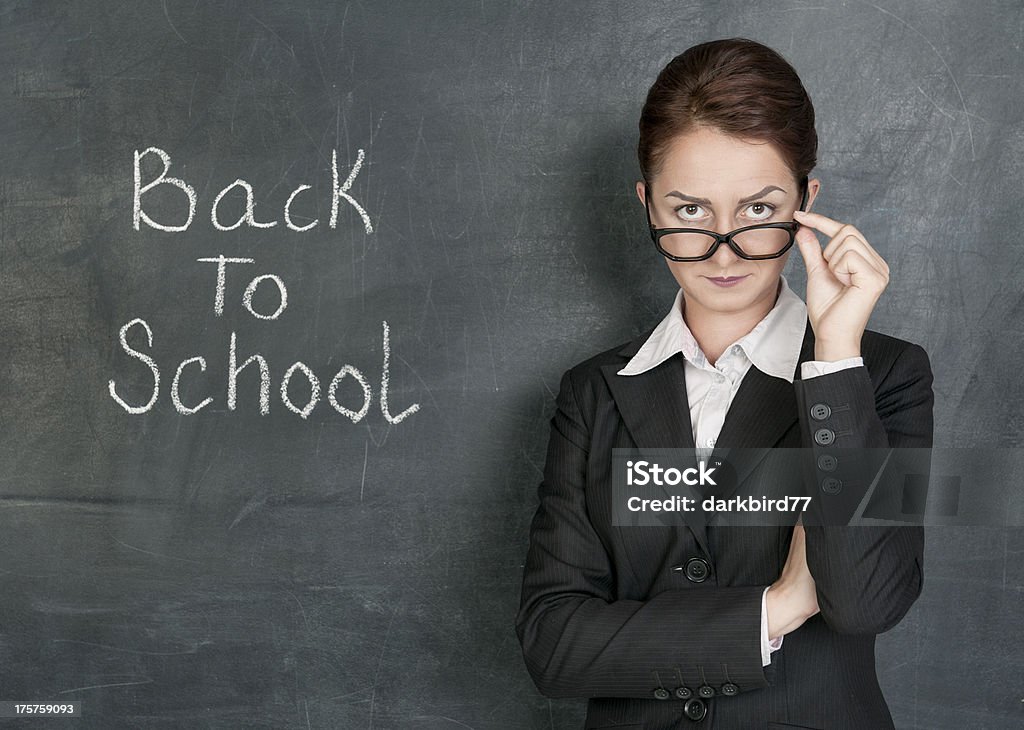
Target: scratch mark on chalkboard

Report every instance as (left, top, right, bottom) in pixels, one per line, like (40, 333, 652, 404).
(249, 13, 296, 60)
(306, 9, 330, 93)
(360, 440, 369, 501)
(58, 676, 154, 693)
(188, 450, 221, 503)
(475, 299, 499, 392)
(187, 73, 198, 119)
(283, 589, 311, 633)
(31, 598, 119, 615)
(290, 112, 329, 168)
(268, 159, 299, 198)
(161, 0, 188, 44)
(397, 585, 481, 666)
(107, 533, 202, 564)
(326, 686, 374, 702)
(866, 2, 976, 161)
(521, 446, 543, 479)
(411, 115, 427, 171)
(393, 353, 451, 432)
(53, 638, 201, 656)
(368, 599, 402, 729)
(483, 694, 513, 721)
(410, 717, 475, 729)
(467, 134, 491, 221)
(371, 111, 386, 147)
(504, 260, 524, 315)
(1002, 530, 1008, 589)
(915, 85, 956, 123)
(311, 279, 324, 348)
(230, 492, 268, 530)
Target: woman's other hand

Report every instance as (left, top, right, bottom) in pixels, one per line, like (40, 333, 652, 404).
(793, 209, 890, 361)
(766, 522, 821, 641)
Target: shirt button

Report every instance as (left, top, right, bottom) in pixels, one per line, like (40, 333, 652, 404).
(705, 438, 716, 447)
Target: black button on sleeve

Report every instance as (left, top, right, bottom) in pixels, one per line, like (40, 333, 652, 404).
(684, 698, 707, 721)
(721, 682, 739, 696)
(653, 687, 670, 700)
(698, 684, 715, 698)
(674, 685, 692, 700)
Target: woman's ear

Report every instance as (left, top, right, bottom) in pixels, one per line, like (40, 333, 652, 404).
(804, 178, 821, 213)
(635, 180, 646, 207)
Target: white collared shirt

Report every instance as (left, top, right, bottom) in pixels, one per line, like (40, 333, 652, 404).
(616, 274, 863, 666)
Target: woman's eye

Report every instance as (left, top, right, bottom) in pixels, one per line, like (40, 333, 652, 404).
(747, 202, 776, 220)
(675, 204, 704, 221)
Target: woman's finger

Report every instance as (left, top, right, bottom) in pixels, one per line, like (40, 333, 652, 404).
(824, 233, 888, 278)
(830, 248, 888, 294)
(793, 209, 844, 238)
(822, 225, 888, 274)
(794, 222, 828, 278)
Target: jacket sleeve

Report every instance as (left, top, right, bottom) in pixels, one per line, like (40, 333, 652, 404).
(515, 368, 769, 700)
(793, 342, 933, 635)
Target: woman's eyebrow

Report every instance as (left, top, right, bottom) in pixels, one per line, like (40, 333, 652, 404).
(664, 185, 787, 205)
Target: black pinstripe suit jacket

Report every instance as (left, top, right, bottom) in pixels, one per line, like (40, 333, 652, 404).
(515, 319, 933, 730)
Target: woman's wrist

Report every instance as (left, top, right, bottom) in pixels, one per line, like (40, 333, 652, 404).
(765, 583, 790, 640)
(813, 340, 861, 362)
(766, 582, 815, 640)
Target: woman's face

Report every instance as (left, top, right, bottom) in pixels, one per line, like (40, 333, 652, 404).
(636, 126, 820, 319)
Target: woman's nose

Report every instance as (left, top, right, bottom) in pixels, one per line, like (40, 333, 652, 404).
(710, 233, 741, 263)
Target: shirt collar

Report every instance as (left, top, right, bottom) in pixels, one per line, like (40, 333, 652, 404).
(616, 274, 808, 383)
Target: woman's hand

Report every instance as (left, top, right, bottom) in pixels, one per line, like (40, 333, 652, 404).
(793, 210, 890, 361)
(765, 522, 820, 641)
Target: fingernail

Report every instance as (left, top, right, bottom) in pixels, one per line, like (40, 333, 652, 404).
(793, 210, 806, 218)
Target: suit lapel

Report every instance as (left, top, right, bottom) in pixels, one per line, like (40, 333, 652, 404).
(600, 344, 712, 556)
(600, 318, 817, 549)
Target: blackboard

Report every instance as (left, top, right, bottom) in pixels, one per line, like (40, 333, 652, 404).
(1, 1, 1022, 728)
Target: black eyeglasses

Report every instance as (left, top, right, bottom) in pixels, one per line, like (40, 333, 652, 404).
(644, 176, 809, 261)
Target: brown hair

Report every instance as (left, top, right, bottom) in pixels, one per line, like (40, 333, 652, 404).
(638, 38, 817, 187)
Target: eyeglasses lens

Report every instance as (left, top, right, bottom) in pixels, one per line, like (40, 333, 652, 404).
(658, 227, 792, 259)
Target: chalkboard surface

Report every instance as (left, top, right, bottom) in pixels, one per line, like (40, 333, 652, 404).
(1, 2, 1022, 728)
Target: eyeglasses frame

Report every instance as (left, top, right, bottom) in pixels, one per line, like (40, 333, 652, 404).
(644, 175, 810, 261)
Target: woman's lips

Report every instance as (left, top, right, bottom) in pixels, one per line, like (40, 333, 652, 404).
(706, 275, 749, 288)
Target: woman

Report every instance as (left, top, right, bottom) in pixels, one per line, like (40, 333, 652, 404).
(515, 38, 933, 730)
